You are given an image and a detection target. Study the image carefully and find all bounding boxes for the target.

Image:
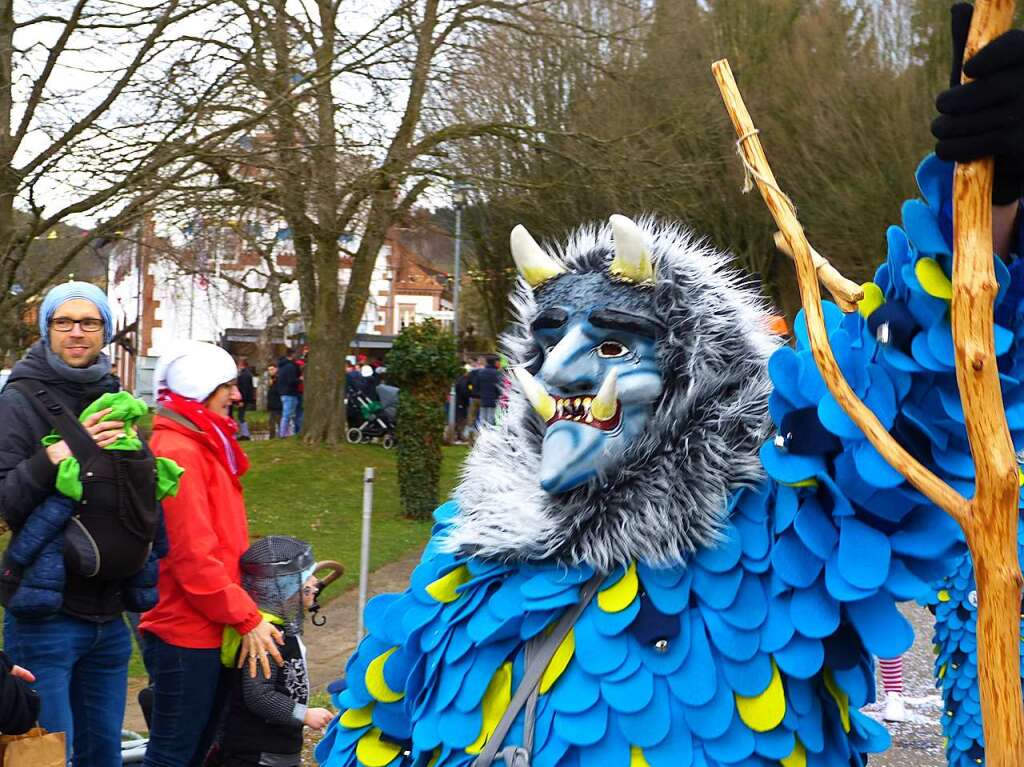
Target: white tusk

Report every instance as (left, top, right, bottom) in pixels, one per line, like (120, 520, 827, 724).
(590, 368, 618, 422)
(609, 215, 654, 283)
(513, 367, 556, 422)
(510, 225, 567, 288)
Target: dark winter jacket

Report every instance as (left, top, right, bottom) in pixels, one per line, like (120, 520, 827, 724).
(0, 341, 150, 622)
(237, 368, 255, 406)
(267, 375, 282, 413)
(0, 651, 39, 735)
(472, 365, 503, 408)
(276, 358, 300, 397)
(223, 632, 308, 765)
(4, 493, 167, 618)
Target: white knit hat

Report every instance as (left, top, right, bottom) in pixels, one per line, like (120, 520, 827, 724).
(155, 341, 237, 401)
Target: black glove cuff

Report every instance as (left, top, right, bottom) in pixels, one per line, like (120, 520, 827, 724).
(993, 172, 1024, 206)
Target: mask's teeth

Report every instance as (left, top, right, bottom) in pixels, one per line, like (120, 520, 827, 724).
(590, 369, 618, 422)
(513, 368, 556, 421)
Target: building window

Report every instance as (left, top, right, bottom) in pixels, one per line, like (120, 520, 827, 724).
(399, 303, 416, 329)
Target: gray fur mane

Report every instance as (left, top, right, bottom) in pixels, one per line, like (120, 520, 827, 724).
(444, 217, 779, 572)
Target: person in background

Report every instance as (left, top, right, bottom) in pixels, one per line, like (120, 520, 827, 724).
(878, 656, 907, 723)
(235, 358, 255, 441)
(454, 365, 471, 443)
(475, 355, 503, 428)
(464, 357, 483, 443)
(0, 281, 142, 763)
(276, 349, 301, 438)
(295, 347, 307, 436)
(266, 364, 282, 440)
(141, 341, 284, 767)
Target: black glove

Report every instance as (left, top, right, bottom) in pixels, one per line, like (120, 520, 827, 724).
(931, 3, 1024, 205)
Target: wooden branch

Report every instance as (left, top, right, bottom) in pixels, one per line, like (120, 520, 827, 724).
(711, 58, 969, 526)
(950, 3, 1024, 766)
(771, 231, 863, 312)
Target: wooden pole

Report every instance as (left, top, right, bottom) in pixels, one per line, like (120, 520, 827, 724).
(950, 4, 1024, 765)
(712, 12, 1024, 758)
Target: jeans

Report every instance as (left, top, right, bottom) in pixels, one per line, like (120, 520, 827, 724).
(480, 405, 497, 426)
(3, 612, 131, 766)
(142, 634, 228, 767)
(279, 395, 299, 437)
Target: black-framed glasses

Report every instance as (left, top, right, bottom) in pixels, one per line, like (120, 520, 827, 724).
(49, 317, 104, 333)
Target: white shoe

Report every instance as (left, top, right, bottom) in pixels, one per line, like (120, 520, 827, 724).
(883, 693, 907, 723)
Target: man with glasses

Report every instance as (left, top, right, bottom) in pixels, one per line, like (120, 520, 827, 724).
(0, 281, 139, 765)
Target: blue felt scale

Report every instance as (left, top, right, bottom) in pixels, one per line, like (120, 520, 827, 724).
(315, 156, 1024, 767)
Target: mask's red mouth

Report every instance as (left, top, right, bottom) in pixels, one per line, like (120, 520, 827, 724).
(547, 397, 621, 431)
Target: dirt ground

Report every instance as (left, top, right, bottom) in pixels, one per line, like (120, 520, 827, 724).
(125, 551, 949, 766)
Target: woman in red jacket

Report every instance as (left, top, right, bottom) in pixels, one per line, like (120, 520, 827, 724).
(140, 341, 284, 767)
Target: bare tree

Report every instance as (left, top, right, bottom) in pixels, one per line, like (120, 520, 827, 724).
(0, 0, 267, 355)
(163, 0, 615, 443)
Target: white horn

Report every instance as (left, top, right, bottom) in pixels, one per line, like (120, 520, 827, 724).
(609, 215, 654, 283)
(590, 368, 618, 422)
(513, 367, 556, 422)
(510, 225, 566, 288)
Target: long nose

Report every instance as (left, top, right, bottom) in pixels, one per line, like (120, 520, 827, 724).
(538, 325, 601, 394)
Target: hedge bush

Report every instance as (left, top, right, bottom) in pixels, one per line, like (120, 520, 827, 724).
(386, 320, 462, 519)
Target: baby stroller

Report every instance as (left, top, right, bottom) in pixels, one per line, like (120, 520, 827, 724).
(346, 384, 396, 449)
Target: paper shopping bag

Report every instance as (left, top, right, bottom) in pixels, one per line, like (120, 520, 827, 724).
(0, 726, 66, 767)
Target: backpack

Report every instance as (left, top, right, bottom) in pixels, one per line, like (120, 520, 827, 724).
(8, 381, 160, 581)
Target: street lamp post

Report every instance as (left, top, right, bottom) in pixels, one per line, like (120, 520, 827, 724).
(448, 182, 469, 442)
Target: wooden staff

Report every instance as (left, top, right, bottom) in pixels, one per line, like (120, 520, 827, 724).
(712, 2, 1024, 758)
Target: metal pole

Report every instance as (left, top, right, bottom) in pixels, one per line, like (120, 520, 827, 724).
(447, 203, 463, 440)
(356, 466, 374, 642)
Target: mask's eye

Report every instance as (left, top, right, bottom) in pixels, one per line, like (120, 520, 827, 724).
(596, 341, 629, 358)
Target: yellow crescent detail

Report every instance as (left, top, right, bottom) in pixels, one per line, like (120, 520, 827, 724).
(938, 589, 951, 603)
(426, 565, 472, 603)
(783, 478, 818, 488)
(823, 669, 851, 733)
(466, 662, 513, 755)
(780, 738, 807, 767)
(365, 647, 404, 703)
(629, 745, 652, 767)
(915, 257, 953, 300)
(340, 703, 374, 729)
(355, 727, 403, 767)
(736, 660, 785, 732)
(598, 561, 638, 613)
(539, 628, 575, 694)
(858, 282, 885, 318)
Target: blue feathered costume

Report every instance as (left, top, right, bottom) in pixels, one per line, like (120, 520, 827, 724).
(316, 156, 1024, 767)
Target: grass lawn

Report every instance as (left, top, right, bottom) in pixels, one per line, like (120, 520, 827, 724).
(242, 438, 468, 594)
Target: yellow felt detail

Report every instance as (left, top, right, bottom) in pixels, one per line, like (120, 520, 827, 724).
(780, 739, 807, 767)
(598, 561, 638, 613)
(736, 660, 785, 732)
(365, 647, 404, 703)
(355, 727, 402, 767)
(340, 703, 374, 729)
(629, 745, 651, 767)
(823, 669, 850, 733)
(427, 751, 439, 767)
(426, 565, 472, 603)
(939, 663, 947, 680)
(466, 662, 513, 755)
(938, 589, 951, 603)
(1018, 468, 1024, 487)
(915, 258, 953, 300)
(539, 628, 575, 694)
(783, 478, 818, 488)
(858, 282, 885, 318)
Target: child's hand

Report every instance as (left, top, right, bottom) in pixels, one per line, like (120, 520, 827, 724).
(304, 707, 333, 731)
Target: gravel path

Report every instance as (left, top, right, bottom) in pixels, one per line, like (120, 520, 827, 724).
(125, 552, 950, 766)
